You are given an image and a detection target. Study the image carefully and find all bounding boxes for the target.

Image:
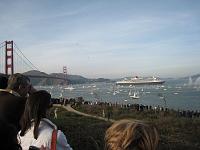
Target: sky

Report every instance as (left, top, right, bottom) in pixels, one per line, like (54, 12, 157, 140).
(0, 0, 200, 78)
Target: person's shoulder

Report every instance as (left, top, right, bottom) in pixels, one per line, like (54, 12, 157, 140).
(0, 91, 16, 104)
(0, 90, 12, 96)
(57, 130, 66, 138)
(0, 90, 23, 100)
(41, 118, 57, 130)
(57, 130, 73, 150)
(7, 94, 25, 104)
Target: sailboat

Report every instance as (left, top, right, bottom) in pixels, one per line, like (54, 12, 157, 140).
(128, 90, 132, 96)
(59, 92, 63, 98)
(129, 90, 140, 99)
(112, 84, 120, 95)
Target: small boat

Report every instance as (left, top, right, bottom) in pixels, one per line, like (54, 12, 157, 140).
(158, 93, 165, 99)
(113, 91, 119, 95)
(175, 86, 182, 89)
(128, 90, 140, 99)
(130, 91, 140, 99)
(59, 92, 63, 98)
(173, 92, 179, 95)
(64, 86, 75, 91)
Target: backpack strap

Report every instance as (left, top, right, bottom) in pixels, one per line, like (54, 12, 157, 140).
(51, 129, 57, 150)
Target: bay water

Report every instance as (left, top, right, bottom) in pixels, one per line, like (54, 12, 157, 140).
(35, 79, 200, 111)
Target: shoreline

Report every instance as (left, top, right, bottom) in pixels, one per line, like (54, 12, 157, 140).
(51, 97, 200, 118)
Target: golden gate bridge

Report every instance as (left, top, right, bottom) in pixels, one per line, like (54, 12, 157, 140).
(0, 41, 67, 81)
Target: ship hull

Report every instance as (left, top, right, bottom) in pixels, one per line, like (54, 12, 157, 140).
(116, 81, 165, 85)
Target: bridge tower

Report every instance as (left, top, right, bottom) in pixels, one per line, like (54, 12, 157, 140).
(5, 41, 14, 75)
(63, 66, 67, 85)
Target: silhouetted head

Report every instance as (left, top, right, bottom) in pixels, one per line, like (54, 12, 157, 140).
(20, 90, 51, 139)
(0, 117, 22, 150)
(105, 119, 159, 150)
(0, 75, 8, 89)
(7, 73, 31, 97)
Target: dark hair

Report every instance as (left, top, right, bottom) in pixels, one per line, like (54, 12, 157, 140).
(0, 75, 8, 89)
(7, 73, 30, 91)
(20, 90, 51, 139)
(0, 117, 22, 150)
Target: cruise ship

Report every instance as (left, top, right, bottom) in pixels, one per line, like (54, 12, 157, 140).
(116, 76, 165, 85)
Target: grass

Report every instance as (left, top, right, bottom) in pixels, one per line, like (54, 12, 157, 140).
(49, 107, 111, 150)
(73, 104, 200, 150)
(48, 105, 200, 150)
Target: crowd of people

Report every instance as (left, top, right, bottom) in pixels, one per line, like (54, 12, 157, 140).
(0, 73, 160, 150)
(51, 97, 200, 119)
(0, 74, 72, 150)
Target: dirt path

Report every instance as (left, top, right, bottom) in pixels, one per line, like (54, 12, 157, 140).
(54, 104, 115, 122)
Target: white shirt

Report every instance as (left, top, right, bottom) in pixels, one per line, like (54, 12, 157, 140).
(19, 118, 72, 150)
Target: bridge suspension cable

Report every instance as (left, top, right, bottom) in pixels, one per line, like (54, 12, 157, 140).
(13, 42, 39, 72)
(1, 40, 67, 81)
(1, 41, 40, 74)
(0, 42, 5, 73)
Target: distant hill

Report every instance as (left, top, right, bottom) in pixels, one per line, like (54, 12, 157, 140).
(2, 71, 199, 86)
(23, 70, 111, 86)
(23, 70, 52, 85)
(50, 73, 89, 84)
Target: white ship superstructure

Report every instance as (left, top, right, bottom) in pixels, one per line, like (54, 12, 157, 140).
(116, 76, 165, 85)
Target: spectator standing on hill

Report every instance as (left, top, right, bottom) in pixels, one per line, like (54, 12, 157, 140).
(54, 108, 58, 119)
(105, 119, 159, 150)
(102, 109, 105, 118)
(20, 90, 72, 150)
(106, 106, 113, 121)
(0, 73, 35, 132)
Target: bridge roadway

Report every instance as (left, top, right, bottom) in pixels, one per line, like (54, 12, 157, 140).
(26, 75, 66, 80)
(0, 74, 66, 80)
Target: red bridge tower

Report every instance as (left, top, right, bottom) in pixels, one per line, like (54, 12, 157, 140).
(5, 41, 14, 75)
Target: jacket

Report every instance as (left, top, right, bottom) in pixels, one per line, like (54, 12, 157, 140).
(0, 89, 26, 131)
(19, 118, 72, 150)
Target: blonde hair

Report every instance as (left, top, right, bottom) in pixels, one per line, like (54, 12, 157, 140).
(105, 119, 159, 150)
